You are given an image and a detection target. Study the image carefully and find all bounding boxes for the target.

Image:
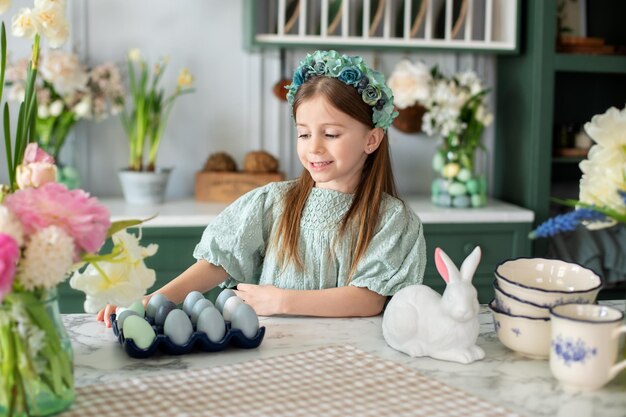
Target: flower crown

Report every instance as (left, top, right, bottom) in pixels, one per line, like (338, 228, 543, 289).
(287, 50, 398, 131)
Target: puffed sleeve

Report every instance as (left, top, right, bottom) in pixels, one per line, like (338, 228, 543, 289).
(192, 183, 279, 287)
(348, 199, 426, 296)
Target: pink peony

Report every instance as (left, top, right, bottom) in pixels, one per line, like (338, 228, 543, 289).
(23, 143, 55, 164)
(16, 162, 57, 189)
(4, 182, 111, 254)
(0, 233, 20, 302)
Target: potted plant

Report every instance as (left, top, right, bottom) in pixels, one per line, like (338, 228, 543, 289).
(118, 49, 194, 205)
(387, 59, 431, 133)
(5, 51, 125, 189)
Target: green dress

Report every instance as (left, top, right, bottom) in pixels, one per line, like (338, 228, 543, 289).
(193, 181, 426, 296)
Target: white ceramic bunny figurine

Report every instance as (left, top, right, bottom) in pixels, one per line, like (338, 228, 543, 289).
(382, 246, 485, 364)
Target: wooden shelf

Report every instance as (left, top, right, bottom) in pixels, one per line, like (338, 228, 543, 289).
(553, 53, 626, 74)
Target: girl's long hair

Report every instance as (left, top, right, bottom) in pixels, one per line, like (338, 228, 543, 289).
(273, 76, 398, 280)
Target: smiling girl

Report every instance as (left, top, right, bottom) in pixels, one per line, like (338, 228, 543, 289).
(98, 50, 426, 325)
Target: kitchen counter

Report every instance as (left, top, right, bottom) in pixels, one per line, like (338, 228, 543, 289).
(100, 196, 534, 227)
(63, 301, 625, 417)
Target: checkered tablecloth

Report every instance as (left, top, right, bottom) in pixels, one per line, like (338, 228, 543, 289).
(62, 345, 521, 417)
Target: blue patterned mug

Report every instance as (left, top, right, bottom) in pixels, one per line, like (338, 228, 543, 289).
(549, 303, 626, 391)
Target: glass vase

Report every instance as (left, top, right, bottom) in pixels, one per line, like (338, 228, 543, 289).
(431, 144, 487, 208)
(0, 288, 75, 416)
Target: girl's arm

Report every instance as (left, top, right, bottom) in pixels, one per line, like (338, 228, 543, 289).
(235, 284, 386, 317)
(97, 260, 228, 327)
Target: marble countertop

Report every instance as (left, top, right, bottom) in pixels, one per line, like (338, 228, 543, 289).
(64, 300, 625, 417)
(100, 197, 534, 227)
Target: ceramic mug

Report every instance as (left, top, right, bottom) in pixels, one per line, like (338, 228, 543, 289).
(549, 303, 626, 391)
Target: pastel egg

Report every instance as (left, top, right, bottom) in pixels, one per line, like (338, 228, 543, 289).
(466, 179, 480, 194)
(115, 306, 126, 315)
(191, 299, 215, 324)
(215, 289, 236, 313)
(448, 182, 467, 196)
(197, 307, 226, 343)
(452, 195, 471, 208)
(154, 301, 177, 326)
(435, 193, 452, 207)
(471, 194, 486, 207)
(116, 309, 140, 329)
(442, 162, 461, 179)
(183, 291, 205, 315)
(146, 293, 169, 319)
(127, 300, 145, 316)
(164, 309, 194, 346)
(231, 303, 259, 339)
(222, 296, 244, 322)
(122, 315, 156, 350)
(432, 152, 445, 172)
(457, 168, 472, 183)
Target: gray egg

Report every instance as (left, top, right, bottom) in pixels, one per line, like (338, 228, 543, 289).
(163, 309, 194, 346)
(116, 309, 141, 329)
(146, 293, 169, 319)
(196, 308, 226, 343)
(190, 299, 215, 324)
(231, 303, 259, 339)
(215, 288, 236, 313)
(154, 301, 178, 326)
(222, 296, 244, 322)
(182, 291, 205, 315)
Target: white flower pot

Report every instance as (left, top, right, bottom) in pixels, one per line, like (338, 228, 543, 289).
(118, 168, 172, 205)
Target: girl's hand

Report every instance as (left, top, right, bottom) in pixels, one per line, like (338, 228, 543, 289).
(96, 295, 151, 328)
(96, 304, 117, 328)
(233, 284, 285, 316)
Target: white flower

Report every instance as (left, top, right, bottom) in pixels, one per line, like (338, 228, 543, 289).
(111, 230, 159, 265)
(0, 206, 24, 246)
(37, 103, 49, 118)
(70, 261, 156, 314)
(35, 0, 66, 9)
(128, 48, 141, 63)
(31, 0, 68, 48)
(579, 145, 626, 215)
(584, 106, 626, 149)
(476, 105, 493, 127)
(40, 51, 88, 95)
(69, 230, 158, 313)
(72, 97, 91, 118)
(0, 0, 11, 15)
(48, 99, 63, 117)
(11, 8, 37, 38)
(16, 226, 75, 290)
(387, 60, 431, 109)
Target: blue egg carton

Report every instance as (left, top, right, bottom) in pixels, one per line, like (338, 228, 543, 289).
(110, 314, 265, 359)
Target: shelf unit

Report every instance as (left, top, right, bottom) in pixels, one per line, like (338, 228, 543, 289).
(244, 0, 520, 53)
(495, 0, 626, 295)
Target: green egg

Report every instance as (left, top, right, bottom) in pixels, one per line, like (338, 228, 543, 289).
(122, 315, 156, 350)
(432, 151, 445, 172)
(457, 168, 472, 183)
(448, 182, 467, 196)
(127, 300, 145, 316)
(466, 179, 480, 194)
(471, 194, 487, 207)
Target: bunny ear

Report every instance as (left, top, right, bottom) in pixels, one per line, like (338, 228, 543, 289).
(435, 247, 458, 283)
(460, 246, 482, 282)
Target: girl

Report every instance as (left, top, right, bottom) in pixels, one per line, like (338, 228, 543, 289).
(98, 50, 426, 326)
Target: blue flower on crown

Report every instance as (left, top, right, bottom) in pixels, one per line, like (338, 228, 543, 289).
(286, 50, 398, 131)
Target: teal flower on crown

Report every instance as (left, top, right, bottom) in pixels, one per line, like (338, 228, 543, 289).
(286, 50, 398, 130)
(338, 67, 362, 86)
(362, 84, 382, 106)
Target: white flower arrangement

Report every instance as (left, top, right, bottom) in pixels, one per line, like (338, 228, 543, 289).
(387, 59, 432, 110)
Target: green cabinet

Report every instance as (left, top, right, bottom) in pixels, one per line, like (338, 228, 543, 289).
(58, 222, 531, 313)
(422, 222, 531, 303)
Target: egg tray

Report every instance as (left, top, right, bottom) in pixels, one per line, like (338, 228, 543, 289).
(110, 314, 265, 359)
